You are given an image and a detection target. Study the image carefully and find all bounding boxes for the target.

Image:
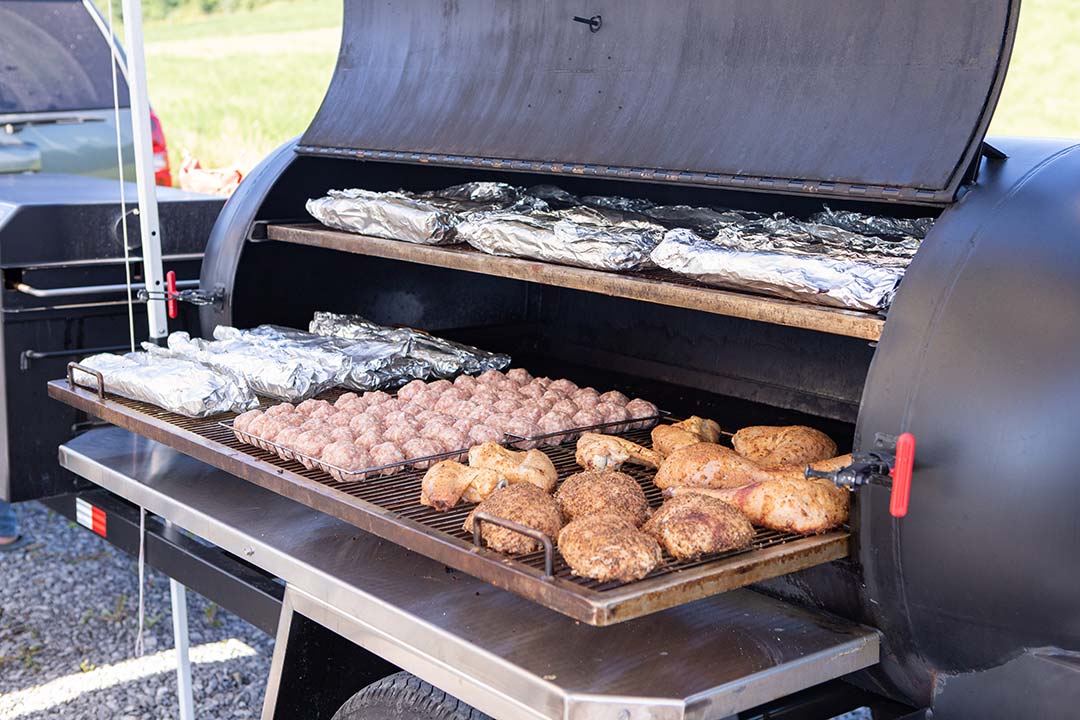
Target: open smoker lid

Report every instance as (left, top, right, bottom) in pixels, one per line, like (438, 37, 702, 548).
(300, 0, 1018, 204)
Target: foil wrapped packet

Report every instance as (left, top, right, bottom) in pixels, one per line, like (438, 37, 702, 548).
(456, 205, 666, 272)
(149, 329, 350, 402)
(650, 224, 914, 311)
(212, 325, 413, 394)
(306, 182, 523, 245)
(74, 351, 259, 417)
(810, 206, 932, 242)
(309, 312, 511, 380)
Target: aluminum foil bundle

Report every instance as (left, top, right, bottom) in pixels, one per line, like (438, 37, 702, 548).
(810, 206, 933, 242)
(151, 330, 350, 402)
(651, 226, 912, 311)
(306, 182, 523, 245)
(74, 352, 259, 417)
(215, 325, 420, 393)
(457, 205, 666, 272)
(309, 311, 511, 381)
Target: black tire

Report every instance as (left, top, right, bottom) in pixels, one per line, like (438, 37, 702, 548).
(331, 671, 494, 720)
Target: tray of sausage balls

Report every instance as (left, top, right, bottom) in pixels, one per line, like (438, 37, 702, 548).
(227, 368, 850, 587)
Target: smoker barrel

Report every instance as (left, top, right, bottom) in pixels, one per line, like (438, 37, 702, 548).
(103, 1, 1068, 715)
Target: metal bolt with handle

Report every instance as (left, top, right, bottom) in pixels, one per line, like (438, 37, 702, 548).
(805, 432, 916, 518)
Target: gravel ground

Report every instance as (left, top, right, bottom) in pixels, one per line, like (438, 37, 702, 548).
(0, 502, 273, 720)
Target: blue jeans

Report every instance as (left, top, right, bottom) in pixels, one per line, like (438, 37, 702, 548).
(0, 500, 17, 538)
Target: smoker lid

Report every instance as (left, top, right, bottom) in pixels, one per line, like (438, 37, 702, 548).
(299, 0, 1018, 204)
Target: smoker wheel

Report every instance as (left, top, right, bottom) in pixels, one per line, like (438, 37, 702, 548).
(331, 671, 492, 720)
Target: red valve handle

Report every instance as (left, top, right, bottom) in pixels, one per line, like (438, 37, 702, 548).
(165, 270, 178, 320)
(888, 432, 915, 518)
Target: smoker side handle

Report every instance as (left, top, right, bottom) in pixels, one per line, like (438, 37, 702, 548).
(470, 511, 555, 580)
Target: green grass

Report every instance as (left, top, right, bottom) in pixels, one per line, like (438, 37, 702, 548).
(142, 0, 340, 172)
(137, 0, 1079, 179)
(990, 0, 1080, 138)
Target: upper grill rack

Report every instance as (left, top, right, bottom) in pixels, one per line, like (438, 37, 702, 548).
(48, 379, 850, 625)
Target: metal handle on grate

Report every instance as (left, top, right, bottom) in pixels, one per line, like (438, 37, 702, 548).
(67, 362, 105, 402)
(471, 511, 555, 580)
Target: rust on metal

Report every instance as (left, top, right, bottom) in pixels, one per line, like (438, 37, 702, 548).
(48, 380, 851, 625)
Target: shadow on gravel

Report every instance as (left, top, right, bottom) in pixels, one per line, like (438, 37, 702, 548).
(0, 502, 272, 719)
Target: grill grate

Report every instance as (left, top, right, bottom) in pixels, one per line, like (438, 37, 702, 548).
(88, 387, 819, 592)
(49, 379, 850, 624)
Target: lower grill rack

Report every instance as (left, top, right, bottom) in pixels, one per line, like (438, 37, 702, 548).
(47, 379, 850, 625)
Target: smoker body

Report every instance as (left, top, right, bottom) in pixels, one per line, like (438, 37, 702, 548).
(50, 1, 1080, 717)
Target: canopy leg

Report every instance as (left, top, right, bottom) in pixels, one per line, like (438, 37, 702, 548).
(171, 578, 195, 720)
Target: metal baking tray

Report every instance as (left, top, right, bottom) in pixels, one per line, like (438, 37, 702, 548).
(224, 408, 666, 483)
(48, 378, 850, 626)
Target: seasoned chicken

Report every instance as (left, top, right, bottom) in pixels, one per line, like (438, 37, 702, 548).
(464, 483, 563, 554)
(468, 442, 558, 493)
(665, 477, 849, 534)
(731, 425, 837, 469)
(555, 470, 651, 527)
(419, 460, 501, 511)
(557, 514, 662, 583)
(642, 493, 754, 560)
(575, 433, 663, 472)
(653, 442, 852, 489)
(651, 416, 722, 457)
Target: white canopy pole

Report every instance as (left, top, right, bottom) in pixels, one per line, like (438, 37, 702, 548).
(118, 4, 193, 719)
(120, 0, 168, 343)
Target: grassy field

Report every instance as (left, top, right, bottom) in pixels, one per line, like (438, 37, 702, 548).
(139, 0, 1080, 176)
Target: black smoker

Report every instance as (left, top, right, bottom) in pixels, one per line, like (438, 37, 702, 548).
(0, 174, 219, 501)
(194, 1, 1079, 716)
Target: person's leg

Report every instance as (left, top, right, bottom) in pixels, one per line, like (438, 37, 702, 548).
(0, 499, 18, 543)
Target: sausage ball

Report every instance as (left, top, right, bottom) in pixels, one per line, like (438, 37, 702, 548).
(512, 405, 544, 424)
(484, 413, 515, 434)
(572, 387, 601, 405)
(518, 383, 545, 400)
(626, 399, 660, 429)
(597, 402, 631, 432)
(470, 388, 499, 406)
(549, 378, 579, 395)
(293, 430, 331, 469)
(265, 402, 295, 417)
(538, 411, 574, 445)
(477, 370, 504, 385)
(383, 410, 417, 428)
(599, 390, 629, 406)
(348, 413, 382, 435)
(333, 393, 360, 410)
(321, 441, 372, 481)
(273, 426, 304, 460)
(369, 441, 406, 474)
(299, 419, 333, 435)
(233, 409, 263, 441)
(503, 417, 542, 449)
(404, 438, 446, 469)
(550, 399, 580, 418)
(364, 390, 392, 405)
(453, 374, 478, 392)
(427, 379, 453, 394)
(571, 408, 605, 430)
(506, 368, 533, 385)
(434, 390, 467, 413)
(383, 423, 418, 445)
(468, 423, 504, 445)
(328, 426, 355, 444)
(327, 411, 356, 428)
(397, 379, 430, 402)
(353, 427, 384, 451)
(492, 398, 521, 415)
(296, 398, 334, 416)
